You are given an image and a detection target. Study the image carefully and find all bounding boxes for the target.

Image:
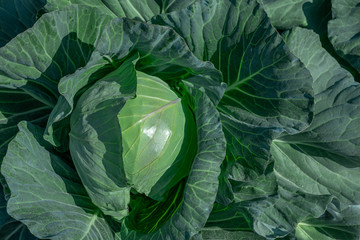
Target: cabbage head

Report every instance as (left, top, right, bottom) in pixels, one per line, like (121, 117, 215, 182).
(1, 0, 360, 240)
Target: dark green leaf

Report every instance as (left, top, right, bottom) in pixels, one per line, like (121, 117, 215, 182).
(0, 217, 38, 240)
(0, 0, 46, 48)
(253, 27, 360, 239)
(202, 228, 265, 240)
(272, 142, 360, 206)
(283, 28, 360, 158)
(0, 87, 51, 240)
(0, 5, 112, 107)
(69, 56, 137, 221)
(205, 202, 252, 231)
(0, 5, 114, 149)
(153, 0, 314, 210)
(0, 88, 50, 160)
(259, 0, 331, 34)
(0, 183, 9, 229)
(295, 204, 360, 240)
(244, 186, 333, 238)
(328, 0, 360, 74)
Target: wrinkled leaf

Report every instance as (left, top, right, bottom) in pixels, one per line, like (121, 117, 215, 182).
(259, 0, 311, 29)
(328, 0, 360, 74)
(153, 0, 314, 208)
(49, 16, 224, 152)
(259, 0, 330, 33)
(0, 4, 114, 149)
(202, 228, 265, 240)
(1, 122, 115, 239)
(69, 56, 137, 221)
(45, 0, 197, 21)
(296, 204, 360, 240)
(255, 27, 360, 239)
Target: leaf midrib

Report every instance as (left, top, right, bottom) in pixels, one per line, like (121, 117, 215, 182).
(80, 208, 100, 240)
(121, 98, 181, 133)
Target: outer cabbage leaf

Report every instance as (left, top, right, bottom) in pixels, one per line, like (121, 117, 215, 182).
(243, 186, 333, 239)
(0, 88, 49, 239)
(282, 28, 360, 158)
(0, 5, 112, 108)
(328, 0, 360, 74)
(256, 27, 360, 239)
(45, 0, 197, 21)
(1, 121, 117, 240)
(0, 217, 38, 240)
(0, 0, 46, 48)
(262, 0, 359, 80)
(295, 204, 360, 240)
(272, 142, 360, 206)
(0, 88, 50, 160)
(120, 86, 226, 239)
(153, 0, 313, 131)
(0, 5, 114, 149)
(259, 0, 330, 32)
(205, 202, 252, 231)
(69, 56, 137, 221)
(259, 0, 311, 29)
(301, 0, 331, 36)
(152, 0, 313, 207)
(202, 228, 265, 240)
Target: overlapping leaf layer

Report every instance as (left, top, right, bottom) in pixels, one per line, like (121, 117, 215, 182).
(0, 0, 359, 239)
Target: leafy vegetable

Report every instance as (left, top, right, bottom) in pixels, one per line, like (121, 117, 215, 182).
(118, 71, 197, 200)
(0, 0, 359, 239)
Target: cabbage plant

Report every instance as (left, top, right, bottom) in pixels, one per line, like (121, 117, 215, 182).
(0, 0, 360, 239)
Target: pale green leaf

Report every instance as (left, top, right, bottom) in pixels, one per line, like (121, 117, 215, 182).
(1, 121, 115, 240)
(45, 0, 197, 21)
(118, 71, 197, 200)
(259, 0, 311, 29)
